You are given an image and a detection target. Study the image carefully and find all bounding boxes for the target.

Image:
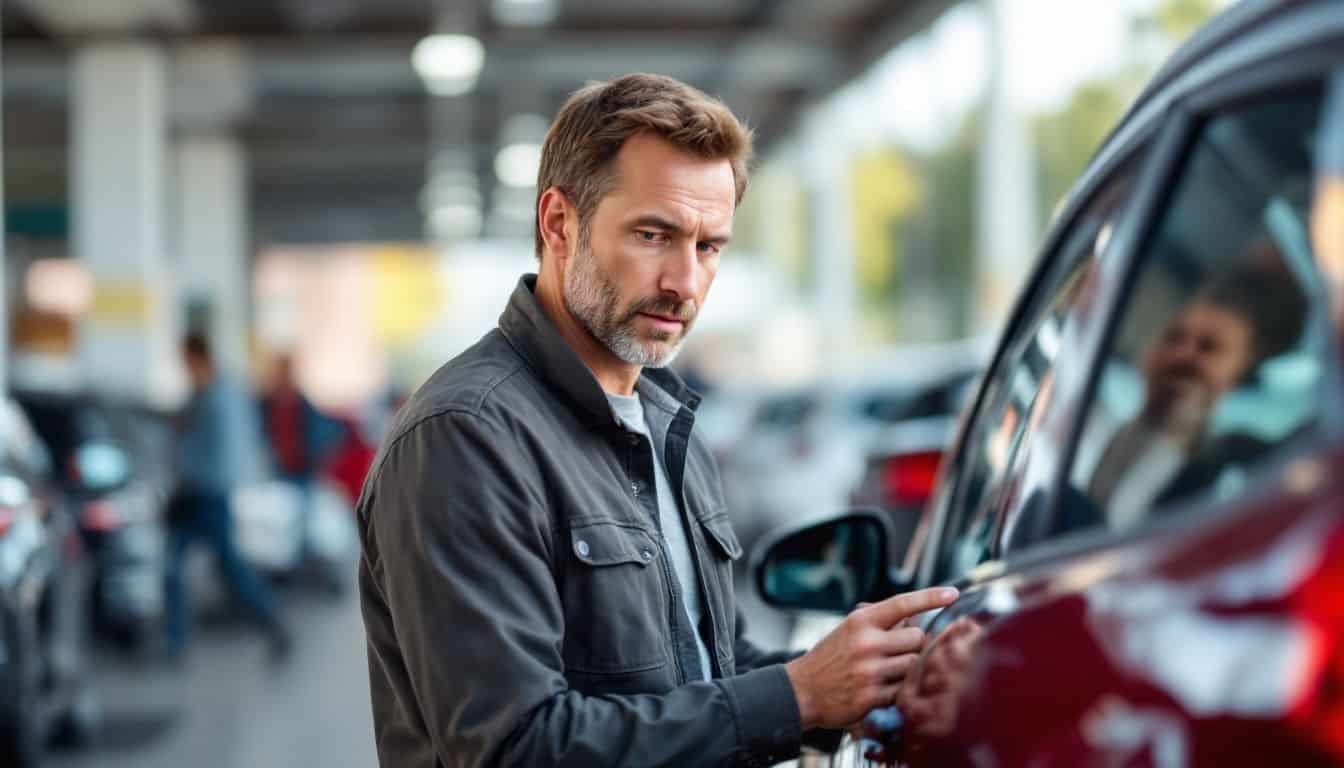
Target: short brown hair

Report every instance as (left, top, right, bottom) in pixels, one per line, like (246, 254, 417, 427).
(534, 73, 753, 258)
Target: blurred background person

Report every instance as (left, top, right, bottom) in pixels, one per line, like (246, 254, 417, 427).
(259, 353, 341, 566)
(167, 333, 292, 663)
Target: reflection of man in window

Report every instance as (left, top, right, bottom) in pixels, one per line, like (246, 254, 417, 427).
(1075, 267, 1306, 530)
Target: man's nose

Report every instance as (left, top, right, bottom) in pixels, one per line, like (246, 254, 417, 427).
(658, 241, 699, 300)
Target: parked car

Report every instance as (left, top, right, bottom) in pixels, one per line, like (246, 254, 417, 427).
(232, 476, 359, 592)
(848, 370, 980, 557)
(756, 3, 1344, 765)
(0, 398, 99, 766)
(14, 393, 169, 651)
(723, 348, 982, 553)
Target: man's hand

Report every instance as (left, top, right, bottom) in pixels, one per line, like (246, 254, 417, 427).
(785, 587, 958, 730)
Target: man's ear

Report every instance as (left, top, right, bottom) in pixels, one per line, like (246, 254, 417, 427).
(538, 186, 575, 262)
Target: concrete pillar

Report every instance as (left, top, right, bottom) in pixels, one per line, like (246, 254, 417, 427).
(170, 43, 252, 376)
(803, 109, 857, 374)
(175, 135, 249, 375)
(71, 42, 183, 406)
(974, 0, 1038, 332)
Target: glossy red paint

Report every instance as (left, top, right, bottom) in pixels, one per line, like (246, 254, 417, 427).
(894, 450, 1344, 767)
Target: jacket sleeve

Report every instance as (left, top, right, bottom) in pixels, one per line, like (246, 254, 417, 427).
(732, 608, 845, 755)
(361, 409, 803, 768)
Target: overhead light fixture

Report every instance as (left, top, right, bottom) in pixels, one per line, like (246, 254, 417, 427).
(25, 258, 93, 316)
(412, 34, 485, 96)
(491, 0, 558, 27)
(430, 204, 483, 239)
(494, 142, 543, 188)
(419, 169, 480, 215)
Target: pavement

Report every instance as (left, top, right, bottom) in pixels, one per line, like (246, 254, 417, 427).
(46, 567, 796, 768)
(48, 585, 377, 768)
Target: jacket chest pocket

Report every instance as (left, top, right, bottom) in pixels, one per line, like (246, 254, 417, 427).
(560, 521, 670, 675)
(695, 512, 744, 676)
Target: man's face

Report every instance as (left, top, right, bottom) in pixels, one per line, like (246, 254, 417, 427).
(1141, 301, 1254, 424)
(561, 132, 735, 368)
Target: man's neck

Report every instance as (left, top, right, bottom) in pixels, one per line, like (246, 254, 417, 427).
(533, 268, 642, 396)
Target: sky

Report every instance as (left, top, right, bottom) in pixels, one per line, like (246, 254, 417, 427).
(826, 0, 1238, 152)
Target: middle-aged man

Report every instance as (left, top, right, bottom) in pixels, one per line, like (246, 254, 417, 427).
(357, 73, 958, 767)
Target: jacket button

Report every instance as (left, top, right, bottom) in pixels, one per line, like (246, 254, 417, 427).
(631, 481, 642, 495)
(627, 434, 641, 446)
(575, 539, 590, 557)
(640, 548, 654, 561)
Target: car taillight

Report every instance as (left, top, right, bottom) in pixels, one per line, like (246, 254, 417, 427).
(881, 450, 944, 507)
(81, 499, 124, 532)
(1287, 515, 1344, 760)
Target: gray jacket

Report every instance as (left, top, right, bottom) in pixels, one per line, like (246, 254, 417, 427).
(358, 275, 827, 767)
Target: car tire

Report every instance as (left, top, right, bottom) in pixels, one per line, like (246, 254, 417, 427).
(50, 683, 101, 748)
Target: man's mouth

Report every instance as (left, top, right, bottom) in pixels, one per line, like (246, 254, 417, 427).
(639, 312, 686, 331)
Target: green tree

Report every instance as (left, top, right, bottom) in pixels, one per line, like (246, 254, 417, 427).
(1155, 0, 1220, 40)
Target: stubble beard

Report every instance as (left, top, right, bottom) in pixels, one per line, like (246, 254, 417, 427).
(562, 234, 696, 369)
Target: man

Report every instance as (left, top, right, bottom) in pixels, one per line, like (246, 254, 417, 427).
(1071, 266, 1306, 530)
(357, 73, 957, 767)
(261, 354, 334, 488)
(168, 333, 292, 661)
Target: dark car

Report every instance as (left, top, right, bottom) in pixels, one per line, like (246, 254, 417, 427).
(0, 398, 99, 766)
(756, 2, 1344, 765)
(722, 349, 983, 554)
(14, 393, 170, 651)
(848, 370, 979, 558)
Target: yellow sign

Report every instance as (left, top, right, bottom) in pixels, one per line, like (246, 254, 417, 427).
(370, 246, 445, 345)
(89, 281, 154, 327)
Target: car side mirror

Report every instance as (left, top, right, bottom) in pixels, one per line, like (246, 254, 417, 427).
(753, 510, 907, 614)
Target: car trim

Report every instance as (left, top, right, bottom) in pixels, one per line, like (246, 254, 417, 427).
(915, 131, 1165, 588)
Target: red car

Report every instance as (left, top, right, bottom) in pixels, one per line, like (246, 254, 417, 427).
(755, 2, 1344, 765)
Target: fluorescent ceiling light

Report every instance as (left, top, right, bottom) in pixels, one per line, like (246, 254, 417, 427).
(413, 34, 485, 96)
(420, 173, 480, 215)
(430, 204, 483, 239)
(494, 142, 543, 188)
(25, 258, 92, 316)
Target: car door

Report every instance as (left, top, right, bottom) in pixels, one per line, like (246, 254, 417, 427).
(891, 53, 1344, 768)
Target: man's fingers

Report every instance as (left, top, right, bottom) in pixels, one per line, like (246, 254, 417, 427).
(877, 652, 918, 684)
(864, 587, 959, 628)
(874, 626, 926, 656)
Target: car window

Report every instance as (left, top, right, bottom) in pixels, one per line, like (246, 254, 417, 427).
(1057, 80, 1336, 538)
(908, 372, 977, 420)
(932, 151, 1149, 584)
(754, 393, 816, 429)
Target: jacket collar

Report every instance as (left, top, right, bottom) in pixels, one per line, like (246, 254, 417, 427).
(497, 274, 702, 428)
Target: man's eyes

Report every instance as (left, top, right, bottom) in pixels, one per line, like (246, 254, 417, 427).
(634, 230, 722, 255)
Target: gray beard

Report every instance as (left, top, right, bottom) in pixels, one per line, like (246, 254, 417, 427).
(561, 242, 689, 369)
